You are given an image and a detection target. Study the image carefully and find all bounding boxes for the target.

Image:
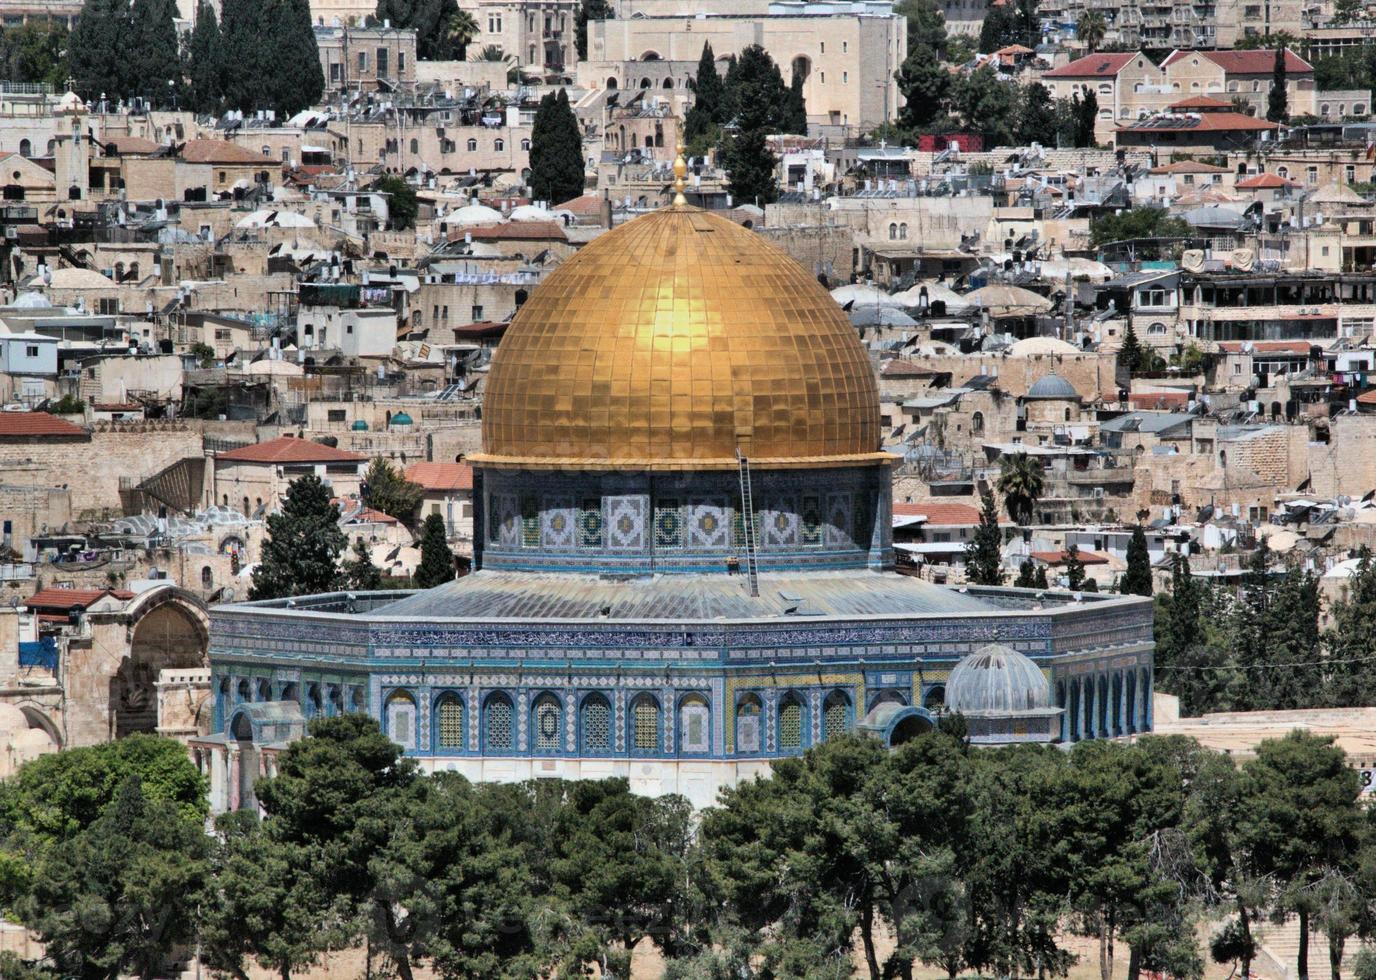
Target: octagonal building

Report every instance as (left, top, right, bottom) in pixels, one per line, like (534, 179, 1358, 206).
(196, 201, 1154, 811)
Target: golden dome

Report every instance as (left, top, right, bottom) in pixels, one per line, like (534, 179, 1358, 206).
(473, 205, 884, 471)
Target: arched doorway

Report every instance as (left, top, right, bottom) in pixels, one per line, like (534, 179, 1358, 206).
(113, 594, 209, 737)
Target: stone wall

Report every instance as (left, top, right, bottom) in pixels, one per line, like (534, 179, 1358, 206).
(757, 224, 854, 284)
(0, 421, 205, 519)
(0, 483, 72, 552)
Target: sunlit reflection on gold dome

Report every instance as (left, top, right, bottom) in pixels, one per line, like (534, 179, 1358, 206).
(473, 205, 884, 471)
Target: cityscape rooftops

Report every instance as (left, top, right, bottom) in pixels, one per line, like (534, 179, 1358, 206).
(215, 435, 367, 464)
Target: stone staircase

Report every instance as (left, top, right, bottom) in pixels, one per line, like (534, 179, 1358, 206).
(1253, 917, 1356, 980)
(118, 456, 207, 516)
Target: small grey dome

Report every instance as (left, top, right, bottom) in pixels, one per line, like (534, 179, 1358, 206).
(1025, 373, 1080, 401)
(946, 643, 1052, 715)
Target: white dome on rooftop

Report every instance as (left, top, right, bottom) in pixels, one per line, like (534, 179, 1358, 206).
(450, 203, 504, 227)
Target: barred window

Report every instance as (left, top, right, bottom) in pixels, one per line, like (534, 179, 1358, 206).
(581, 694, 611, 752)
(534, 695, 561, 752)
(779, 695, 804, 750)
(521, 496, 539, 547)
(436, 695, 464, 749)
(485, 693, 513, 751)
(632, 695, 659, 751)
(801, 495, 822, 546)
(823, 691, 848, 741)
(579, 497, 603, 547)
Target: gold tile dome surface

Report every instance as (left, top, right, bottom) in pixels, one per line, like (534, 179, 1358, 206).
(474, 205, 884, 470)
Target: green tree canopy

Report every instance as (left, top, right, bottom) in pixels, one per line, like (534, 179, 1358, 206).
(362, 455, 424, 521)
(1121, 525, 1154, 596)
(965, 487, 1005, 586)
(249, 472, 347, 600)
(574, 0, 612, 61)
(996, 452, 1044, 526)
(1090, 207, 1193, 248)
(414, 512, 455, 589)
(896, 45, 951, 131)
(1268, 46, 1289, 122)
(376, 174, 419, 231)
(374, 0, 463, 59)
(186, 2, 224, 114)
(529, 88, 586, 206)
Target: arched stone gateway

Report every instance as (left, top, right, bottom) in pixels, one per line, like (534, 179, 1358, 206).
(859, 702, 935, 747)
(112, 589, 210, 738)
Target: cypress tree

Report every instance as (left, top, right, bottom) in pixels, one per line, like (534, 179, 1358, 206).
(129, 0, 180, 107)
(1268, 47, 1289, 122)
(217, 0, 263, 111)
(1121, 525, 1154, 596)
(249, 474, 346, 601)
(415, 513, 455, 589)
(187, 1, 224, 114)
(343, 538, 383, 590)
(785, 68, 807, 134)
(1014, 559, 1037, 588)
(1119, 321, 1143, 376)
(691, 42, 724, 123)
(267, 0, 324, 118)
(964, 488, 1004, 586)
(1064, 544, 1087, 591)
(529, 88, 585, 206)
(723, 126, 778, 206)
(68, 0, 130, 101)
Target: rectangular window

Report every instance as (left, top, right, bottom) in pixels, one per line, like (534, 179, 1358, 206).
(398, 52, 405, 73)
(24, 345, 38, 357)
(358, 51, 367, 71)
(521, 495, 539, 547)
(327, 409, 346, 422)
(579, 497, 602, 547)
(377, 47, 388, 76)
(471, 304, 483, 320)
(801, 494, 822, 546)
(330, 63, 341, 82)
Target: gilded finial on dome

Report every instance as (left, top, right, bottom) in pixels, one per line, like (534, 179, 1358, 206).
(672, 142, 688, 205)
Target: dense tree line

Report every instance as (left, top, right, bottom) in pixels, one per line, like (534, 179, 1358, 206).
(67, 0, 322, 116)
(1155, 544, 1376, 717)
(2, 721, 1373, 980)
(374, 0, 476, 60)
(894, 66, 1100, 149)
(685, 42, 806, 207)
(0, 23, 67, 88)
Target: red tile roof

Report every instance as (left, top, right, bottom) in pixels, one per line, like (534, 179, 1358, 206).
(1043, 52, 1137, 78)
(102, 136, 160, 155)
(1118, 111, 1279, 133)
(405, 461, 474, 492)
(216, 435, 366, 464)
(554, 193, 603, 214)
(1236, 172, 1295, 189)
(0, 412, 87, 438)
(351, 507, 398, 524)
(26, 587, 133, 611)
(179, 139, 270, 164)
(1355, 389, 1376, 405)
(462, 221, 567, 241)
(892, 502, 982, 525)
(1031, 549, 1110, 565)
(1163, 49, 1313, 75)
(1169, 95, 1235, 110)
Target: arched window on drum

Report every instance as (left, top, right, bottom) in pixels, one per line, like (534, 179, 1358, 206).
(532, 693, 562, 754)
(435, 693, 464, 751)
(678, 694, 710, 754)
(386, 690, 416, 751)
(735, 694, 763, 754)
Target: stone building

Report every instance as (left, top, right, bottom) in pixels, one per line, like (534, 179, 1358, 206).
(194, 171, 1153, 812)
(586, 1, 905, 137)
